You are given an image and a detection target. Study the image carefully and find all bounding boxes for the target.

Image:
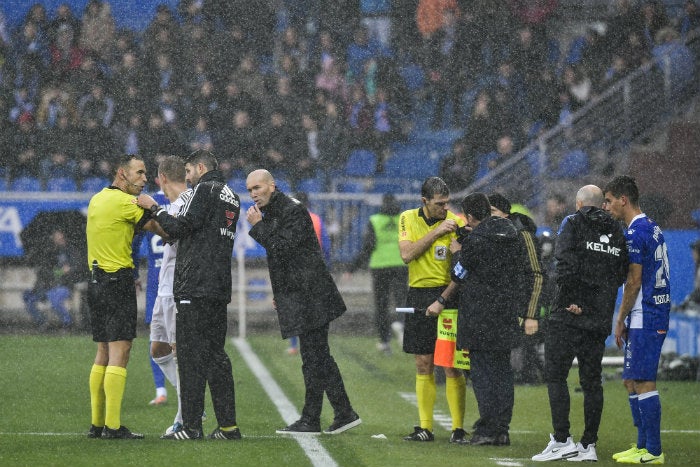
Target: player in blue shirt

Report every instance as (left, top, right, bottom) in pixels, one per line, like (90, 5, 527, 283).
(133, 190, 170, 406)
(604, 176, 670, 465)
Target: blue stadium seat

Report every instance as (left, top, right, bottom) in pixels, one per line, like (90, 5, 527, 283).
(336, 180, 367, 193)
(344, 149, 377, 177)
(274, 178, 292, 193)
(296, 177, 324, 193)
(228, 178, 248, 195)
(370, 177, 407, 194)
(0, 178, 7, 191)
(11, 176, 42, 192)
(46, 177, 77, 192)
(80, 176, 110, 193)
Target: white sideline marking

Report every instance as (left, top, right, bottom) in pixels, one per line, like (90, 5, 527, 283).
(232, 338, 338, 467)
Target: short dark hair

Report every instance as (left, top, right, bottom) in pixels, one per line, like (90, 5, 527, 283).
(488, 193, 511, 214)
(113, 154, 143, 175)
(604, 175, 639, 205)
(158, 155, 186, 183)
(461, 192, 491, 221)
(185, 149, 218, 171)
(421, 176, 449, 200)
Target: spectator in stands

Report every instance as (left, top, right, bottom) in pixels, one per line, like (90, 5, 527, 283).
(9, 86, 36, 123)
(425, 8, 463, 129)
(8, 112, 41, 180)
(317, 99, 350, 179)
(141, 110, 185, 177)
(415, 0, 459, 42)
(360, 0, 392, 49)
(230, 53, 267, 104)
(310, 30, 342, 75)
(641, 0, 670, 47)
(146, 53, 181, 104)
(475, 134, 515, 182)
(142, 4, 182, 64)
(78, 0, 115, 65)
(189, 79, 219, 129)
(48, 3, 81, 43)
(315, 57, 348, 102)
(48, 23, 84, 84)
(41, 147, 75, 181)
(23, 229, 82, 328)
(78, 81, 114, 128)
(216, 108, 259, 178)
(259, 108, 303, 178)
(561, 64, 592, 112)
(187, 115, 214, 152)
(35, 83, 77, 129)
(680, 1, 700, 40)
(43, 112, 79, 172)
(275, 25, 309, 74)
(346, 84, 373, 149)
(76, 113, 116, 180)
(525, 67, 561, 130)
(180, 23, 213, 81)
(346, 26, 388, 83)
(111, 112, 146, 157)
(218, 78, 263, 129)
(440, 139, 476, 192)
(112, 82, 144, 127)
(464, 90, 503, 162)
(297, 111, 322, 182)
(652, 27, 696, 98)
(13, 20, 50, 96)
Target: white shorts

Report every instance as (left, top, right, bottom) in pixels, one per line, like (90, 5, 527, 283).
(150, 296, 176, 344)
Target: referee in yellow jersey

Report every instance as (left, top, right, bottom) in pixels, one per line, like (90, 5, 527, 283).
(399, 177, 468, 444)
(86, 154, 163, 439)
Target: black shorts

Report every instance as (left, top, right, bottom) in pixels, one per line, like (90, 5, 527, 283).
(402, 286, 455, 355)
(88, 268, 137, 342)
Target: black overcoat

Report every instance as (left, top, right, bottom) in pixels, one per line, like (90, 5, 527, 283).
(249, 191, 346, 338)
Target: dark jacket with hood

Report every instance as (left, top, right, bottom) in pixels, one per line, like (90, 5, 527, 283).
(551, 205, 628, 335)
(452, 215, 532, 351)
(154, 169, 239, 302)
(249, 190, 346, 338)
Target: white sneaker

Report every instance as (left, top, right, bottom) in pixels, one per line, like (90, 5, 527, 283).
(567, 442, 598, 462)
(532, 434, 579, 461)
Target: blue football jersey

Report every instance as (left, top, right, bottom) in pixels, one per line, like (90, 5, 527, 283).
(142, 191, 169, 323)
(625, 214, 671, 331)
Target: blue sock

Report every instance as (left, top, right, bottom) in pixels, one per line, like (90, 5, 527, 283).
(150, 347, 166, 390)
(629, 393, 645, 449)
(638, 391, 662, 456)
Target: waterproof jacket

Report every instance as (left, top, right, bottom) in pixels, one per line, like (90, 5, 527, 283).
(154, 170, 239, 302)
(452, 216, 532, 351)
(551, 206, 628, 335)
(249, 190, 346, 338)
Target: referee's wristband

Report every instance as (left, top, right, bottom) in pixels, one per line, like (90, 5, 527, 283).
(436, 295, 446, 305)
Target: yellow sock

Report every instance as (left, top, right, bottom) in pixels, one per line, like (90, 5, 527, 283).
(89, 364, 106, 427)
(416, 373, 436, 431)
(104, 366, 127, 430)
(445, 373, 466, 431)
(220, 425, 238, 432)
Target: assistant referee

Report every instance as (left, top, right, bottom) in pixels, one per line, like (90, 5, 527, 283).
(86, 154, 163, 440)
(398, 177, 468, 444)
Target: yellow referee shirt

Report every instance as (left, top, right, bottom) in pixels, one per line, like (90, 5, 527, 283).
(399, 208, 465, 288)
(86, 187, 145, 273)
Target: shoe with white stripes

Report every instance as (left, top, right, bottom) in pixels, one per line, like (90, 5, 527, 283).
(403, 425, 434, 442)
(161, 427, 202, 440)
(567, 442, 598, 462)
(209, 427, 242, 440)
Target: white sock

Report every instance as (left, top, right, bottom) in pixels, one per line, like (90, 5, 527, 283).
(156, 386, 167, 398)
(153, 352, 178, 390)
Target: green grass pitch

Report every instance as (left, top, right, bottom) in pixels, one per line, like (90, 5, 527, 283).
(0, 333, 698, 466)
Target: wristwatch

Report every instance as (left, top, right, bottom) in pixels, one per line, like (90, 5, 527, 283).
(149, 204, 160, 214)
(436, 295, 446, 305)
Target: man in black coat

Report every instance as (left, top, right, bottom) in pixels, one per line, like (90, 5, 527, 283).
(137, 150, 241, 441)
(245, 169, 361, 435)
(451, 192, 531, 446)
(532, 185, 628, 462)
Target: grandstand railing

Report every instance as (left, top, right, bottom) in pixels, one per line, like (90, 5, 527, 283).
(460, 29, 700, 223)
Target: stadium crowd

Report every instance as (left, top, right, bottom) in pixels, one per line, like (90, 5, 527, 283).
(0, 0, 698, 193)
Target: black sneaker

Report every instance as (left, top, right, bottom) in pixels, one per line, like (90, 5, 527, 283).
(87, 425, 103, 439)
(160, 426, 202, 440)
(403, 425, 434, 442)
(323, 411, 362, 434)
(209, 427, 242, 440)
(494, 433, 510, 446)
(467, 434, 496, 446)
(101, 426, 144, 439)
(276, 419, 321, 435)
(449, 428, 469, 445)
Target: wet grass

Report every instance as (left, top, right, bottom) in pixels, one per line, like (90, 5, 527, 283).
(0, 333, 698, 466)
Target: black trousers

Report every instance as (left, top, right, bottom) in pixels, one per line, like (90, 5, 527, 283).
(298, 323, 353, 423)
(545, 321, 606, 446)
(176, 298, 236, 430)
(371, 267, 407, 343)
(470, 348, 514, 437)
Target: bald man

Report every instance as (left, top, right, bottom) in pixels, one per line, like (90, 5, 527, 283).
(532, 185, 629, 462)
(246, 169, 361, 435)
